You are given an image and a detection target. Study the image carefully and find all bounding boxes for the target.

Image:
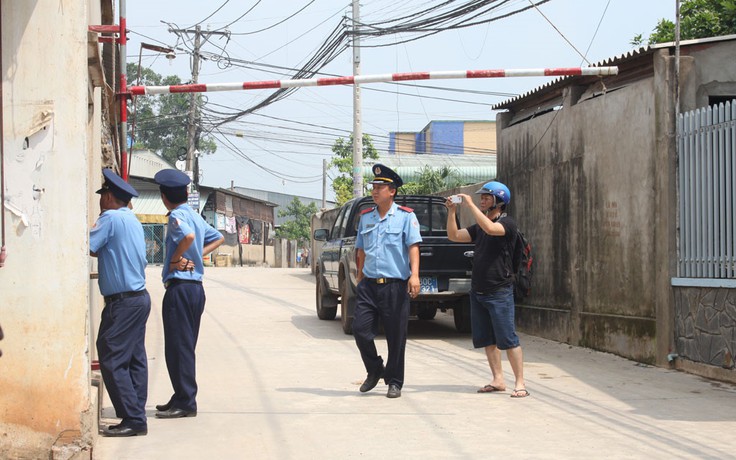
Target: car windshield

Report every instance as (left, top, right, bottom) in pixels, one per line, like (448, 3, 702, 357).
(352, 197, 448, 236)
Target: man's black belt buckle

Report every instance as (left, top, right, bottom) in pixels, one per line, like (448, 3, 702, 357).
(104, 289, 147, 304)
(368, 277, 403, 285)
(164, 279, 203, 289)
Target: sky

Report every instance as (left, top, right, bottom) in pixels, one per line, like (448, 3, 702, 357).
(125, 0, 675, 201)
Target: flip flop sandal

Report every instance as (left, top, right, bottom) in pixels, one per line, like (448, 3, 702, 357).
(510, 388, 530, 398)
(477, 384, 505, 393)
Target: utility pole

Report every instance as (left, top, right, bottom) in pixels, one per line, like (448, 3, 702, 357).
(322, 158, 328, 209)
(351, 0, 363, 198)
(167, 25, 229, 187)
(186, 25, 201, 185)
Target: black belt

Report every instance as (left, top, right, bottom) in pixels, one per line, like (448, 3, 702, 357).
(165, 279, 203, 289)
(365, 277, 405, 285)
(104, 289, 147, 304)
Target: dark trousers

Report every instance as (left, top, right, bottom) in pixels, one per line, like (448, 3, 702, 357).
(97, 291, 151, 428)
(162, 282, 205, 412)
(353, 280, 409, 388)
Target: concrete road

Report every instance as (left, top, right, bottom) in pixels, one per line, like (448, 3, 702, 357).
(94, 267, 736, 459)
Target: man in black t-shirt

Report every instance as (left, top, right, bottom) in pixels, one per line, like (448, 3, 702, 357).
(447, 181, 529, 398)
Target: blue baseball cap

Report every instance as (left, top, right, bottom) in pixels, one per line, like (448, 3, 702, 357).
(96, 168, 139, 203)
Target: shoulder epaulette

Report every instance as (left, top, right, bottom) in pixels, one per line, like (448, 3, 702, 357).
(398, 205, 413, 213)
(360, 207, 375, 215)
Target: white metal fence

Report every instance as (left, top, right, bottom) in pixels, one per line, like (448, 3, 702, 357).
(677, 101, 736, 278)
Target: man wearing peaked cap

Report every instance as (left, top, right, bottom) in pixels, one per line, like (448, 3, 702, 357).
(154, 169, 191, 204)
(369, 163, 403, 189)
(90, 168, 151, 437)
(96, 167, 140, 203)
(353, 163, 421, 399)
(153, 168, 223, 419)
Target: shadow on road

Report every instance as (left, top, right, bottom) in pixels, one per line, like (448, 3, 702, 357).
(290, 311, 469, 343)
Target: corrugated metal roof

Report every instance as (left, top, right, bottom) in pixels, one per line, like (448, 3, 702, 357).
(493, 35, 736, 111)
(128, 149, 175, 179)
(364, 154, 496, 184)
(130, 191, 169, 216)
(130, 190, 211, 216)
(232, 187, 335, 224)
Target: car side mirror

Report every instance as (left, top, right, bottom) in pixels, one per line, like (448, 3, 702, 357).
(313, 228, 329, 241)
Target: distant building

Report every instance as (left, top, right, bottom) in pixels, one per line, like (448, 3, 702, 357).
(128, 150, 276, 266)
(382, 120, 497, 185)
(232, 186, 336, 224)
(389, 120, 496, 156)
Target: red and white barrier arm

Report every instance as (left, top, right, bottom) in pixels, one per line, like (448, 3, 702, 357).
(129, 66, 618, 95)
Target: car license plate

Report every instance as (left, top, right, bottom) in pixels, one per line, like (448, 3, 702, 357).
(420, 276, 438, 293)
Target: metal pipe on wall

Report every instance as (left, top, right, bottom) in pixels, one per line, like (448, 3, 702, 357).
(119, 0, 128, 180)
(1, 11, 6, 268)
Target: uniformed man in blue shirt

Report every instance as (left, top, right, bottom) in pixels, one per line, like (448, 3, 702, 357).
(153, 169, 224, 419)
(354, 164, 422, 398)
(90, 168, 150, 437)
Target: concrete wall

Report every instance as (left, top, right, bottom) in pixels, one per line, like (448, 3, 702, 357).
(496, 51, 678, 365)
(497, 40, 736, 379)
(215, 244, 274, 267)
(1, 1, 97, 456)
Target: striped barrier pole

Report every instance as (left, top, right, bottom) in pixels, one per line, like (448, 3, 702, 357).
(129, 66, 618, 95)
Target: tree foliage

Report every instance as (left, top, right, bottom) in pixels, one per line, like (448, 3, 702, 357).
(127, 63, 217, 165)
(400, 165, 463, 195)
(329, 134, 380, 205)
(632, 0, 736, 46)
(274, 197, 318, 245)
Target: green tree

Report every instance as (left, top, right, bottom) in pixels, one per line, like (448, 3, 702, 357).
(400, 165, 463, 195)
(329, 134, 380, 205)
(633, 0, 736, 45)
(274, 197, 318, 245)
(128, 63, 217, 165)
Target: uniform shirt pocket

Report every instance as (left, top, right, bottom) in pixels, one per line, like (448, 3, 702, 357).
(385, 227, 403, 247)
(360, 226, 377, 247)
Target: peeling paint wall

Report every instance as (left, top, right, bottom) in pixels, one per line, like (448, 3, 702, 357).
(1, 0, 97, 456)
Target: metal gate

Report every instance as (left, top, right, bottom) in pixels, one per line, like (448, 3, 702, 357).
(142, 224, 165, 265)
(677, 100, 736, 278)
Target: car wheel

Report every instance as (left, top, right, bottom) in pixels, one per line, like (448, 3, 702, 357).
(340, 279, 355, 335)
(316, 274, 338, 320)
(416, 303, 437, 320)
(453, 296, 472, 333)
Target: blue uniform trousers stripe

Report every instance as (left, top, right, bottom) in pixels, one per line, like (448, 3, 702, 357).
(96, 292, 151, 428)
(353, 280, 409, 388)
(162, 282, 205, 412)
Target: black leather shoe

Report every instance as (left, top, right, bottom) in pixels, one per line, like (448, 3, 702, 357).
(155, 401, 172, 411)
(359, 367, 385, 393)
(387, 384, 401, 398)
(155, 407, 197, 419)
(102, 425, 147, 437)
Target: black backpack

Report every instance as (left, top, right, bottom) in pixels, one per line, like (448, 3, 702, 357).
(510, 230, 533, 300)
